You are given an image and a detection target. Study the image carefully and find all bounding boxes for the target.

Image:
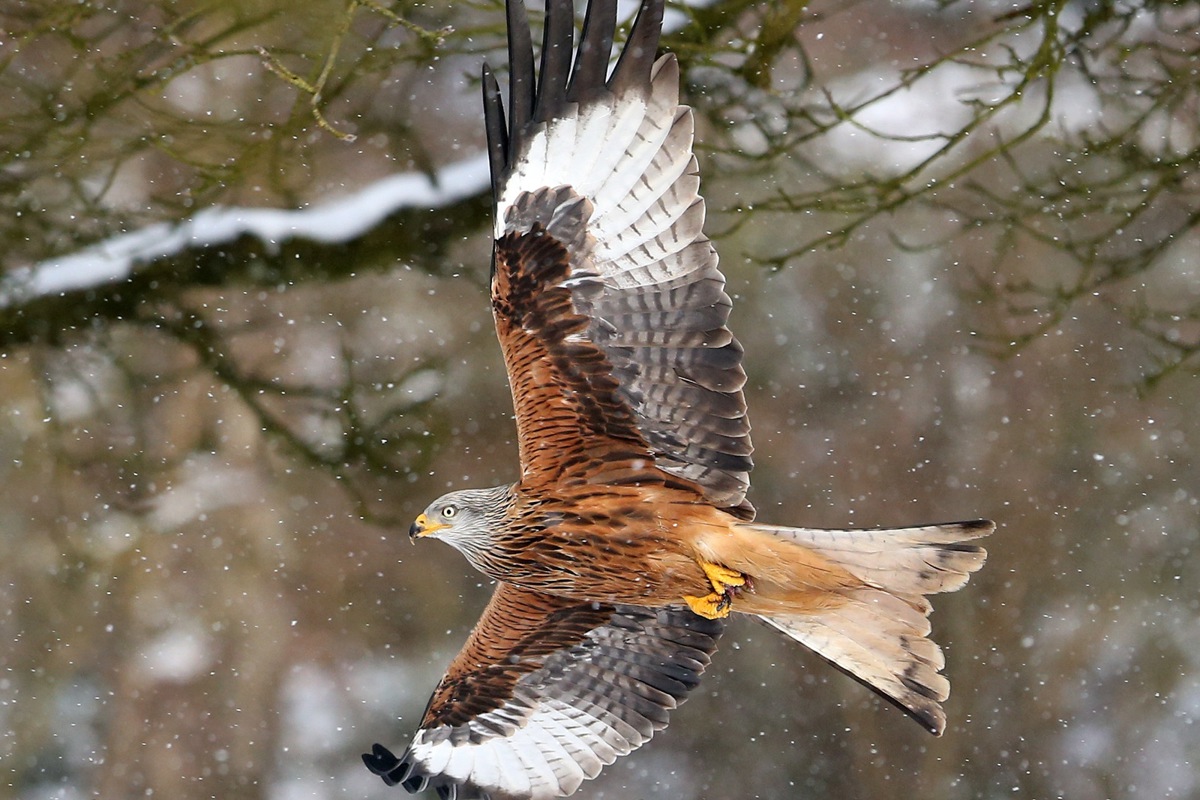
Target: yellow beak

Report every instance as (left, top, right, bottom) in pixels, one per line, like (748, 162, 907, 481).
(409, 513, 450, 540)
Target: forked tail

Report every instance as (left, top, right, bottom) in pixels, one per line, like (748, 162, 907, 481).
(749, 519, 992, 735)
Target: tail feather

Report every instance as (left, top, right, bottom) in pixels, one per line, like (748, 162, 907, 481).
(750, 519, 992, 735)
(753, 519, 991, 595)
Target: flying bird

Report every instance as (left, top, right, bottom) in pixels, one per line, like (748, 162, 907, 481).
(363, 1, 993, 797)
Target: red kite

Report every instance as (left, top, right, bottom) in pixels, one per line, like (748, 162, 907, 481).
(364, 1, 992, 797)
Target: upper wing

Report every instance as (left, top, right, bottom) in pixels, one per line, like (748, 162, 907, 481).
(483, 0, 754, 518)
(363, 582, 724, 800)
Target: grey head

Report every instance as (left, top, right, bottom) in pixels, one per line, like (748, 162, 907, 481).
(409, 484, 512, 565)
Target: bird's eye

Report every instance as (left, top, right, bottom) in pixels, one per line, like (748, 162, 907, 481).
(441, 505, 457, 519)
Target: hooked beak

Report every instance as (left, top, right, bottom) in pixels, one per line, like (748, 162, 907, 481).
(409, 513, 449, 541)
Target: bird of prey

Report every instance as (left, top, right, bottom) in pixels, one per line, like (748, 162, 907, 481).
(363, 1, 992, 797)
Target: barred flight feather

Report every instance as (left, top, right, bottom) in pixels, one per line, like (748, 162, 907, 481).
(364, 583, 723, 800)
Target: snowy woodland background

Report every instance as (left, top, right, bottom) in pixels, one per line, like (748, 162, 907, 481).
(2, 1, 1198, 798)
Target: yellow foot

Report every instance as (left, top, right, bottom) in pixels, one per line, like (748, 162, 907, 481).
(684, 561, 749, 619)
(684, 591, 734, 620)
(700, 561, 746, 594)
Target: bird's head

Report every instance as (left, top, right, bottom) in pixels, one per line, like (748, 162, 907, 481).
(409, 485, 511, 559)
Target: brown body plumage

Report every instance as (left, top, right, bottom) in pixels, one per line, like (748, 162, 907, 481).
(363, 1, 992, 798)
(463, 482, 860, 610)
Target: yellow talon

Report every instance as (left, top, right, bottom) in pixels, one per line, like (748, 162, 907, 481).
(684, 561, 748, 618)
(684, 592, 734, 620)
(700, 561, 746, 593)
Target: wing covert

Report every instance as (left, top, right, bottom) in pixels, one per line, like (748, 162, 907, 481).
(484, 0, 754, 517)
(363, 582, 724, 800)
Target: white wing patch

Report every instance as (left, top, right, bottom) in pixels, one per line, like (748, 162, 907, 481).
(401, 660, 662, 799)
(497, 57, 688, 284)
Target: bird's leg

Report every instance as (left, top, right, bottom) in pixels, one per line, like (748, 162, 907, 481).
(683, 561, 748, 620)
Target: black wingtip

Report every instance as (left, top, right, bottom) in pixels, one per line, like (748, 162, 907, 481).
(567, 0, 618, 102)
(489, 0, 664, 191)
(505, 0, 535, 155)
(362, 743, 407, 786)
(482, 62, 507, 204)
(609, 0, 665, 94)
(533, 0, 574, 123)
(403, 773, 430, 794)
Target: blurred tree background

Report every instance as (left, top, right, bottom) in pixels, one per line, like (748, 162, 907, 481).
(1, 1, 1197, 799)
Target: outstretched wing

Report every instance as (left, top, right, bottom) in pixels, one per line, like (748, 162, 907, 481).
(364, 582, 724, 800)
(483, 0, 754, 518)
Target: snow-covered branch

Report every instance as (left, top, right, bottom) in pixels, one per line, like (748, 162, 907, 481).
(1, 155, 489, 308)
